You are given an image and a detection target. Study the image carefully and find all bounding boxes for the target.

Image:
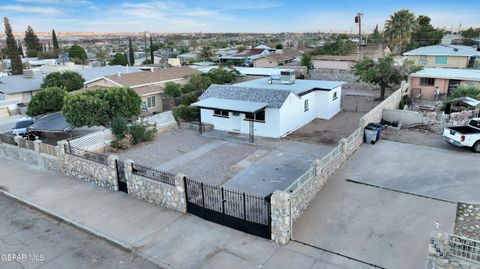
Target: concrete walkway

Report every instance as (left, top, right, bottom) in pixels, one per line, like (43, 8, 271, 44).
(156, 140, 225, 171)
(0, 156, 371, 269)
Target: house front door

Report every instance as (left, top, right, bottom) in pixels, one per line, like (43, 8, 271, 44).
(231, 112, 242, 133)
(447, 80, 461, 96)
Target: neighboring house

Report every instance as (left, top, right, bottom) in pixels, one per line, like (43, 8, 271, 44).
(403, 45, 480, 69)
(219, 49, 271, 66)
(409, 68, 480, 100)
(312, 43, 390, 70)
(253, 49, 303, 68)
(177, 52, 199, 64)
(191, 71, 344, 138)
(85, 67, 200, 113)
(0, 66, 144, 103)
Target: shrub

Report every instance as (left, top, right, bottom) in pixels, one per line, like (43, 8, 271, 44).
(179, 93, 198, 106)
(26, 87, 67, 116)
(164, 82, 182, 98)
(41, 71, 85, 91)
(172, 105, 199, 122)
(111, 116, 128, 140)
(110, 120, 156, 150)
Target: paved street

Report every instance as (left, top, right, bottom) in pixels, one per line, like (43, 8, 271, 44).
(0, 194, 159, 269)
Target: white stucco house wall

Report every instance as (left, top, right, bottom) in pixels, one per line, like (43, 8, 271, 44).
(192, 73, 344, 138)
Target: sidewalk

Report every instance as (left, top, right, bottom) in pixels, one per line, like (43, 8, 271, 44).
(0, 156, 369, 269)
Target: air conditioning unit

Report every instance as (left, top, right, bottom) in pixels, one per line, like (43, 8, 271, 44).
(280, 70, 295, 85)
(23, 70, 34, 79)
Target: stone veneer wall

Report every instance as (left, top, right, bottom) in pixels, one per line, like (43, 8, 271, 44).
(271, 132, 363, 245)
(0, 139, 60, 173)
(124, 160, 186, 213)
(57, 141, 119, 191)
(309, 68, 374, 91)
(426, 231, 479, 269)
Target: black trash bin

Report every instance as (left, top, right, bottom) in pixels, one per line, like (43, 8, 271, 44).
(364, 123, 383, 144)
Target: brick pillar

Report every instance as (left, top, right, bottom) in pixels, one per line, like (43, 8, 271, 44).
(271, 190, 291, 245)
(124, 159, 134, 193)
(174, 173, 187, 213)
(107, 155, 119, 191)
(33, 140, 42, 153)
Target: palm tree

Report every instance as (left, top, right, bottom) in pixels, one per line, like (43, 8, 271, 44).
(384, 9, 417, 53)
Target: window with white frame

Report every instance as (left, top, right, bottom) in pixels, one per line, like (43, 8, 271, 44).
(245, 110, 265, 122)
(419, 55, 427, 65)
(304, 99, 309, 112)
(147, 96, 156, 108)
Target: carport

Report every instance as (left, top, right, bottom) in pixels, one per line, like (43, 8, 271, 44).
(191, 98, 268, 143)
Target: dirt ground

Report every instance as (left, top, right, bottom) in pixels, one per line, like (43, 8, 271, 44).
(285, 111, 363, 145)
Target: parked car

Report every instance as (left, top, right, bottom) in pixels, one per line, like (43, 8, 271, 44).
(12, 117, 33, 137)
(443, 118, 480, 153)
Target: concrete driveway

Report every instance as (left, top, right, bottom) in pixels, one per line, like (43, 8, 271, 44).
(342, 140, 480, 204)
(0, 114, 23, 134)
(291, 140, 477, 269)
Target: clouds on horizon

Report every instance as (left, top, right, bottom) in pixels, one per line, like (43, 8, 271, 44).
(1, 0, 479, 33)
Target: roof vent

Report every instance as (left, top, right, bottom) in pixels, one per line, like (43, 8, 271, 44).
(23, 70, 34, 79)
(280, 70, 295, 85)
(453, 48, 459, 52)
(116, 72, 121, 77)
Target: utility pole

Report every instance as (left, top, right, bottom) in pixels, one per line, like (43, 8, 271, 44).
(355, 12, 364, 50)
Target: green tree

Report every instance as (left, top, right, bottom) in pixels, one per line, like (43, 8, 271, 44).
(62, 87, 142, 127)
(128, 38, 135, 66)
(109, 52, 128, 66)
(461, 27, 480, 39)
(207, 67, 237, 84)
(352, 56, 421, 100)
(26, 87, 67, 116)
(17, 41, 24, 57)
(185, 74, 212, 93)
(446, 85, 480, 100)
(383, 9, 418, 53)
(407, 15, 444, 50)
(301, 53, 312, 68)
(369, 24, 383, 43)
(3, 17, 23, 75)
(41, 71, 85, 91)
(198, 46, 214, 61)
(24, 26, 42, 55)
(68, 45, 87, 64)
(150, 36, 154, 64)
(311, 36, 355, 56)
(164, 82, 182, 98)
(52, 29, 60, 55)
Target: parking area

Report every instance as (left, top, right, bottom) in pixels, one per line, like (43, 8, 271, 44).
(292, 140, 479, 268)
(115, 128, 333, 196)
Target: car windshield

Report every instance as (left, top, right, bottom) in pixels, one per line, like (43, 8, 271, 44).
(470, 120, 480, 129)
(14, 120, 33, 129)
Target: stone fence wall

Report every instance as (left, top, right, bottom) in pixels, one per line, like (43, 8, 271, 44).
(383, 108, 477, 129)
(124, 160, 186, 213)
(359, 81, 408, 128)
(271, 128, 363, 244)
(0, 138, 60, 173)
(309, 68, 374, 91)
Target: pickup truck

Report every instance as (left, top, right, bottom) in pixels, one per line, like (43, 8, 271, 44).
(443, 118, 480, 153)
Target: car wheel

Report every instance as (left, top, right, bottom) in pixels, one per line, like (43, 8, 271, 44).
(472, 141, 480, 153)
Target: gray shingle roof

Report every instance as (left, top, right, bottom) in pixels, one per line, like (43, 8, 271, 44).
(200, 84, 292, 109)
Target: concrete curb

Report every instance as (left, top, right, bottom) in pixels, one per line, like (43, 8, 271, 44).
(0, 190, 133, 252)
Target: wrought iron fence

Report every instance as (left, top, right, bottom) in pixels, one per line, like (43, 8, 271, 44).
(64, 142, 109, 165)
(131, 163, 176, 186)
(448, 234, 480, 264)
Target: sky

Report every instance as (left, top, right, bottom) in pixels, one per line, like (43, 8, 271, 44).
(1, 0, 479, 33)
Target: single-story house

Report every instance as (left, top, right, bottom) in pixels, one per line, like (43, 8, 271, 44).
(403, 45, 480, 69)
(219, 49, 271, 66)
(409, 68, 480, 100)
(85, 66, 200, 113)
(0, 66, 144, 103)
(191, 71, 344, 138)
(253, 49, 303, 68)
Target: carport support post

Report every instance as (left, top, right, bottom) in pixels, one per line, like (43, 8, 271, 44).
(270, 190, 291, 245)
(198, 112, 202, 135)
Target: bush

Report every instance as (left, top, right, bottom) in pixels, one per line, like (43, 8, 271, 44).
(42, 71, 85, 91)
(179, 93, 198, 106)
(172, 105, 199, 122)
(164, 82, 182, 98)
(26, 87, 67, 116)
(111, 116, 129, 140)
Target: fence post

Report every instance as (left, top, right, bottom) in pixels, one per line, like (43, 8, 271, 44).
(243, 192, 247, 220)
(107, 155, 119, 191)
(124, 159, 134, 193)
(174, 173, 187, 213)
(33, 140, 41, 153)
(270, 190, 291, 245)
(201, 182, 205, 207)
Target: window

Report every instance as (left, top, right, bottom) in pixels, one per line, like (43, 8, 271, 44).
(332, 91, 338, 101)
(420, 77, 435, 86)
(213, 109, 229, 117)
(419, 55, 427, 65)
(304, 99, 309, 112)
(147, 96, 156, 108)
(245, 111, 265, 122)
(435, 56, 448, 65)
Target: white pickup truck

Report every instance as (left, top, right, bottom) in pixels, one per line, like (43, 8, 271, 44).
(443, 118, 480, 153)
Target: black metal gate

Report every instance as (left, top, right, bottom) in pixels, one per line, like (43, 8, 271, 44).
(115, 160, 128, 193)
(184, 177, 271, 239)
